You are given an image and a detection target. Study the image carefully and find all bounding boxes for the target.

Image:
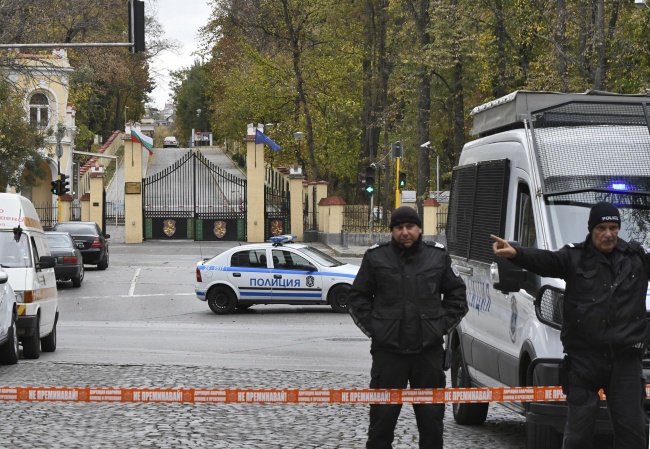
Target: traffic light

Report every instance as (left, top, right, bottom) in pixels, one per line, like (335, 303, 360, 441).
(364, 165, 376, 194)
(128, 0, 146, 54)
(391, 141, 403, 158)
(399, 172, 406, 189)
(60, 173, 70, 195)
(50, 180, 60, 195)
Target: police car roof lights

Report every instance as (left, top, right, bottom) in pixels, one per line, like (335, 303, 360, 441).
(269, 234, 297, 246)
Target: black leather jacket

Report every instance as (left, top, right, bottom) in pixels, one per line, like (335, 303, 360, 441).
(348, 238, 467, 354)
(514, 237, 650, 356)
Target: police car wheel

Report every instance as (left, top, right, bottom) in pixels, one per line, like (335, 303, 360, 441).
(328, 285, 350, 313)
(451, 348, 488, 425)
(207, 286, 237, 315)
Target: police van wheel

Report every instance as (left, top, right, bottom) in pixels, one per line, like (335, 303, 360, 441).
(451, 349, 488, 425)
(22, 318, 40, 360)
(328, 285, 350, 313)
(0, 316, 19, 365)
(207, 287, 236, 315)
(41, 315, 57, 353)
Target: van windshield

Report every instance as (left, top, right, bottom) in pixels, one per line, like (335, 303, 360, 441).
(546, 193, 650, 249)
(0, 231, 33, 268)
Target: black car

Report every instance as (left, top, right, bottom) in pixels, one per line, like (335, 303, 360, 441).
(51, 222, 110, 270)
(45, 231, 84, 287)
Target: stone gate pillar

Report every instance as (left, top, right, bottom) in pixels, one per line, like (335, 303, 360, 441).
(124, 137, 143, 243)
(89, 166, 104, 229)
(288, 165, 305, 241)
(245, 124, 265, 242)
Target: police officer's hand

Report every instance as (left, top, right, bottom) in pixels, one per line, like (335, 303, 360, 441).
(490, 235, 517, 259)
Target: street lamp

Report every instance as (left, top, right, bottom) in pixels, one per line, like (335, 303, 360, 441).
(124, 105, 128, 129)
(293, 131, 304, 154)
(421, 140, 439, 200)
(196, 109, 202, 147)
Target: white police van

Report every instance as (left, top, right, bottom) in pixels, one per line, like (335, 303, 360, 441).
(195, 235, 359, 314)
(0, 193, 58, 359)
(445, 91, 650, 448)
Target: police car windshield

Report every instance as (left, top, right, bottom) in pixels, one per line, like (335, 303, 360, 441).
(0, 231, 32, 268)
(295, 246, 344, 267)
(546, 195, 650, 249)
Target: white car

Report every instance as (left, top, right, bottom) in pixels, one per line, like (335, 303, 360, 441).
(195, 235, 359, 314)
(163, 136, 179, 148)
(0, 269, 18, 364)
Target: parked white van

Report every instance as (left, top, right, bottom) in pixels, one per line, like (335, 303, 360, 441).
(0, 193, 58, 359)
(445, 91, 650, 448)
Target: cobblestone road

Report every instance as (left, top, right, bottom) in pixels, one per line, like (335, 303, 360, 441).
(0, 362, 525, 448)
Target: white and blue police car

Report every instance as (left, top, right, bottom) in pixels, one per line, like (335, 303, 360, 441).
(195, 235, 360, 314)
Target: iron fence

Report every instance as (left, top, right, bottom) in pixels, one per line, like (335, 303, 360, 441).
(33, 202, 58, 229)
(342, 205, 392, 233)
(303, 187, 318, 231)
(105, 201, 125, 224)
(437, 209, 448, 232)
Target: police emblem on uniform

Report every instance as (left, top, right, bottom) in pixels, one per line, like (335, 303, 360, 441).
(306, 276, 315, 287)
(163, 219, 176, 237)
(213, 220, 226, 238)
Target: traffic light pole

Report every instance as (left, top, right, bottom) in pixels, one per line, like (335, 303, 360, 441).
(395, 157, 401, 209)
(57, 161, 62, 224)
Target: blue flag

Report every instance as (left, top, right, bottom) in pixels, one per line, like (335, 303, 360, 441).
(255, 129, 282, 152)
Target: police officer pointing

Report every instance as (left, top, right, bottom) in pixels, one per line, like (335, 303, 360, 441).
(349, 206, 468, 449)
(491, 201, 649, 449)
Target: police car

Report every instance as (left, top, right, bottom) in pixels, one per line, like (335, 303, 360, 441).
(195, 235, 360, 314)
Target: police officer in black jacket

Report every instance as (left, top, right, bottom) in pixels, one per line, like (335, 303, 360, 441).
(492, 201, 649, 449)
(349, 206, 468, 449)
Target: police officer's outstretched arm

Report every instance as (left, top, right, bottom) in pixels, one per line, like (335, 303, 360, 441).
(490, 234, 570, 279)
(441, 253, 468, 330)
(349, 255, 376, 338)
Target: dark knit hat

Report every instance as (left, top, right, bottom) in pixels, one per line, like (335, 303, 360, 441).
(588, 201, 620, 232)
(390, 206, 422, 229)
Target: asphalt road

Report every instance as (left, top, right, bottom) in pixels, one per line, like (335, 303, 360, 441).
(0, 240, 532, 448)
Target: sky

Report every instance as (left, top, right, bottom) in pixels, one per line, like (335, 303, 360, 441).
(148, 0, 213, 110)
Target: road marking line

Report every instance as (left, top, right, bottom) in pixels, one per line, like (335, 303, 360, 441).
(128, 268, 141, 297)
(68, 292, 196, 300)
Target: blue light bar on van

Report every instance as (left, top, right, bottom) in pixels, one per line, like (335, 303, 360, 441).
(610, 182, 628, 191)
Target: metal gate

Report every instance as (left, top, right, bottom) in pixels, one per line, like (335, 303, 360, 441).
(142, 151, 247, 241)
(264, 185, 290, 240)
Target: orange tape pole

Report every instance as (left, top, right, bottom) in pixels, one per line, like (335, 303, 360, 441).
(1, 386, 649, 404)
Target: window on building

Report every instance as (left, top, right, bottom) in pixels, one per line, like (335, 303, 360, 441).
(29, 93, 49, 127)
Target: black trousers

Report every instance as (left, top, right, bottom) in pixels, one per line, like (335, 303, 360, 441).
(366, 347, 445, 449)
(562, 352, 647, 449)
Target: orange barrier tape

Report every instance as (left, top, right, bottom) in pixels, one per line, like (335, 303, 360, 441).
(2, 386, 650, 404)
(1, 386, 648, 404)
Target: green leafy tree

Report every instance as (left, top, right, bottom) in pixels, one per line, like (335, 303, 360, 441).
(0, 80, 46, 190)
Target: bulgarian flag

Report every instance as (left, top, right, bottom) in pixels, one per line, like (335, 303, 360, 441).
(131, 127, 154, 155)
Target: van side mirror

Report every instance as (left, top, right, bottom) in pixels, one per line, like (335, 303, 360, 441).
(492, 241, 528, 293)
(0, 270, 8, 284)
(38, 256, 56, 269)
(535, 285, 564, 330)
(12, 226, 22, 243)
